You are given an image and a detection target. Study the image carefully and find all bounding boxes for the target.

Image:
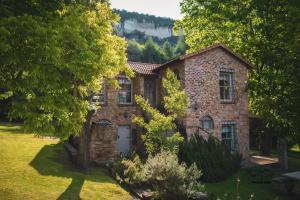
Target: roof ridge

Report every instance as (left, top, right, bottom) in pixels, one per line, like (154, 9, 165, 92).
(127, 61, 161, 66)
(153, 43, 254, 72)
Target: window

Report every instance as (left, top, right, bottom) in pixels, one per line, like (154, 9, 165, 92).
(92, 84, 106, 104)
(219, 70, 234, 101)
(199, 116, 214, 129)
(221, 122, 237, 152)
(119, 77, 133, 104)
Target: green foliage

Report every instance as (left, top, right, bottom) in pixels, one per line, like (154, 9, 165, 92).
(144, 151, 204, 200)
(162, 70, 188, 117)
(121, 155, 147, 185)
(142, 37, 166, 64)
(174, 36, 188, 56)
(162, 41, 174, 60)
(176, 0, 300, 143)
(125, 37, 188, 63)
(179, 134, 241, 182)
(126, 40, 143, 62)
(0, 2, 131, 138)
(133, 69, 187, 155)
(114, 150, 204, 200)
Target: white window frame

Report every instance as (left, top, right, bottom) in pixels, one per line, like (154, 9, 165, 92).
(221, 121, 238, 153)
(199, 116, 214, 129)
(219, 69, 234, 102)
(118, 76, 133, 105)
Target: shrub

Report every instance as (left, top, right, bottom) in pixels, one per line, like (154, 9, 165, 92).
(179, 134, 241, 182)
(121, 155, 147, 186)
(111, 152, 146, 186)
(113, 150, 204, 199)
(133, 69, 187, 156)
(144, 151, 204, 200)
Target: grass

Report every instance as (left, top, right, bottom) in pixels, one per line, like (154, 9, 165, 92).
(0, 123, 132, 200)
(291, 144, 300, 153)
(206, 149, 300, 200)
(205, 169, 287, 200)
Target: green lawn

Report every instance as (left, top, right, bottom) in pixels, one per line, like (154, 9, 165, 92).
(0, 123, 132, 200)
(206, 149, 300, 200)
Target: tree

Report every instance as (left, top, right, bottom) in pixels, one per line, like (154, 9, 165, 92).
(142, 37, 165, 63)
(133, 69, 188, 155)
(176, 0, 300, 169)
(0, 2, 132, 170)
(162, 40, 174, 61)
(126, 40, 143, 62)
(174, 36, 188, 56)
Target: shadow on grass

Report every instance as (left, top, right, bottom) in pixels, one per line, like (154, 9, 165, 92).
(0, 122, 24, 134)
(30, 143, 112, 200)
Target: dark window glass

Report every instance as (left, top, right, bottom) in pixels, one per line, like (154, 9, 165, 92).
(221, 123, 237, 152)
(199, 116, 214, 129)
(119, 77, 132, 104)
(220, 71, 234, 101)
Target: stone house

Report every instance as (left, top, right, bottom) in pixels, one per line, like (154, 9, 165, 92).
(89, 44, 252, 164)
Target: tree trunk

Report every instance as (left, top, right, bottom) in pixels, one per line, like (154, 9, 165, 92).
(277, 137, 288, 170)
(261, 131, 272, 156)
(77, 109, 95, 172)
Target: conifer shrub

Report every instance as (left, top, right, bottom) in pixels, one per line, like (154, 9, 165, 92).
(179, 134, 241, 182)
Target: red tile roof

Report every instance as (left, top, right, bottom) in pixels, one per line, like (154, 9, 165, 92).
(128, 61, 161, 75)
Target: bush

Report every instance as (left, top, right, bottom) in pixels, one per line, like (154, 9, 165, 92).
(179, 134, 241, 182)
(112, 150, 205, 200)
(144, 151, 204, 200)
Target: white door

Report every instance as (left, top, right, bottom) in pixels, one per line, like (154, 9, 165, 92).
(117, 126, 131, 155)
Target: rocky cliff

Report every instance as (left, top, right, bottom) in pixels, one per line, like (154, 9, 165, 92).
(114, 9, 179, 44)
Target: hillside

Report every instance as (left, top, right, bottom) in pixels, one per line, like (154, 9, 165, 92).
(114, 9, 180, 46)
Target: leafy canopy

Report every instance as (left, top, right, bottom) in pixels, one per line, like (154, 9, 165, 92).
(0, 2, 132, 138)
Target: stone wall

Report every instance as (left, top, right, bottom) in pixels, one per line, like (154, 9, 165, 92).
(89, 76, 143, 164)
(89, 46, 250, 163)
(183, 48, 250, 158)
(155, 47, 249, 158)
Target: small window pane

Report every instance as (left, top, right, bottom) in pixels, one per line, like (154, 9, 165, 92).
(199, 116, 213, 129)
(221, 123, 237, 152)
(220, 71, 234, 101)
(92, 84, 106, 104)
(119, 77, 132, 104)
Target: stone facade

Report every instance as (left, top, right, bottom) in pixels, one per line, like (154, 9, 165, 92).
(89, 76, 144, 164)
(183, 48, 250, 158)
(89, 45, 251, 164)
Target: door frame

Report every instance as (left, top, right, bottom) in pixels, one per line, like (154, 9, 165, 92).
(117, 125, 132, 155)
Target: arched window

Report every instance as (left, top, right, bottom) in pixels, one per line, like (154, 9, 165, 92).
(199, 116, 214, 129)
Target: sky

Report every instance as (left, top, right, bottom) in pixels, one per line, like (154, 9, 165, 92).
(110, 0, 183, 19)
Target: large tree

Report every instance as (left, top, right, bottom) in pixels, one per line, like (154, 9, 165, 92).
(0, 1, 132, 170)
(175, 0, 300, 169)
